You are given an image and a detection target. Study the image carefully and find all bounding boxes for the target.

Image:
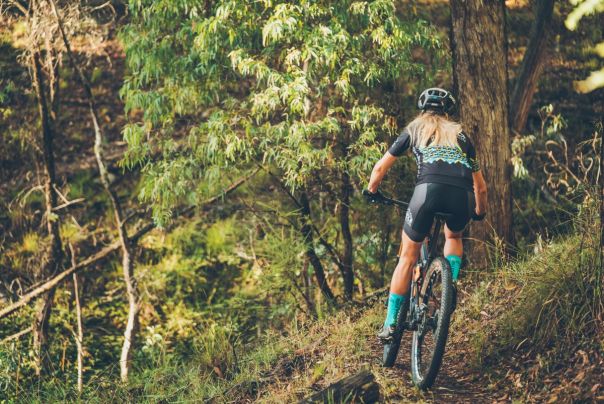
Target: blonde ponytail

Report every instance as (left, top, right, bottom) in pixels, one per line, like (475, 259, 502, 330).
(406, 112, 462, 148)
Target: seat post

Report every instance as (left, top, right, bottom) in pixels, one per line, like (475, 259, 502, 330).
(429, 217, 444, 259)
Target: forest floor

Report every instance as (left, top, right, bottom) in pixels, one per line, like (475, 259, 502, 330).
(202, 229, 603, 402)
(215, 275, 603, 403)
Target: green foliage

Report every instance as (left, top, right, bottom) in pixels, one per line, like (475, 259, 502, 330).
(565, 0, 604, 92)
(121, 0, 444, 224)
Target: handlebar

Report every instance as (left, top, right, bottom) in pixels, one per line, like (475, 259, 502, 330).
(362, 189, 408, 208)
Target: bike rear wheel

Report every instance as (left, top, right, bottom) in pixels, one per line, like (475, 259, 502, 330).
(410, 256, 453, 389)
(382, 298, 410, 367)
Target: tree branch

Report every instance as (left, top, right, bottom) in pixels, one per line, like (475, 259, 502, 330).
(0, 326, 33, 344)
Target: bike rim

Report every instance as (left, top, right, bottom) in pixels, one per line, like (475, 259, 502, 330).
(413, 264, 445, 379)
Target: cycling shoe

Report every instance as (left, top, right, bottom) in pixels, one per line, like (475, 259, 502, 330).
(377, 324, 396, 342)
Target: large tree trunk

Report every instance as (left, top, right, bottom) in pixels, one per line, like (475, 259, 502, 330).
(510, 0, 555, 134)
(339, 169, 354, 300)
(450, 0, 514, 263)
(31, 51, 63, 376)
(300, 192, 336, 301)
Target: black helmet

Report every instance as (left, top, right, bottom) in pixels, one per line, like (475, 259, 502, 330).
(417, 87, 456, 114)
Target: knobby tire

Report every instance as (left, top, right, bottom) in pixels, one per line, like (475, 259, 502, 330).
(410, 256, 453, 390)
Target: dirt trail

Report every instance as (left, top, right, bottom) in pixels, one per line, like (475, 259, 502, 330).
(368, 332, 498, 403)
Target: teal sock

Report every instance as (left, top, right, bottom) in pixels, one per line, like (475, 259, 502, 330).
(384, 293, 406, 327)
(446, 255, 462, 281)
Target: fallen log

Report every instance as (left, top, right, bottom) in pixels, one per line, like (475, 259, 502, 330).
(299, 370, 380, 404)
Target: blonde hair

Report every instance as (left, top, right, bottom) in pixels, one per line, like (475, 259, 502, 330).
(406, 112, 462, 148)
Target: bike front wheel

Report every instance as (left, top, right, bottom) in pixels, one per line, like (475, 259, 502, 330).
(410, 256, 453, 390)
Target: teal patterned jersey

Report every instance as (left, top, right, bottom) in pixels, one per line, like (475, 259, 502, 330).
(388, 129, 480, 191)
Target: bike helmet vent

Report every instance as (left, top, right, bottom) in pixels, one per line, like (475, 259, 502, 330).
(417, 87, 456, 114)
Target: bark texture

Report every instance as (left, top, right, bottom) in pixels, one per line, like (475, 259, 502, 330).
(510, 0, 555, 134)
(31, 50, 63, 376)
(450, 0, 514, 261)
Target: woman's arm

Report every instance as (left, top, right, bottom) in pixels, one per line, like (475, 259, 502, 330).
(367, 152, 398, 192)
(472, 170, 488, 215)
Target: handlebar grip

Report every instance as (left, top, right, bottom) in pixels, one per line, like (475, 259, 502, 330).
(363, 189, 390, 204)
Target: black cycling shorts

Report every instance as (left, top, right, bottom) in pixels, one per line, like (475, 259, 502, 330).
(403, 183, 475, 242)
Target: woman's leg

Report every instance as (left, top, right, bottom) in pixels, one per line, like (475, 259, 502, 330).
(380, 231, 422, 335)
(444, 225, 463, 281)
(390, 231, 423, 295)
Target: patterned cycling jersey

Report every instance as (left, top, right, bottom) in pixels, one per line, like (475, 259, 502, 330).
(388, 129, 480, 191)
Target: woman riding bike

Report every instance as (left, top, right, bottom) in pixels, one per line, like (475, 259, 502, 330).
(364, 87, 488, 342)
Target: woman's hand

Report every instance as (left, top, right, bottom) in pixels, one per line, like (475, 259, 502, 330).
(362, 189, 390, 204)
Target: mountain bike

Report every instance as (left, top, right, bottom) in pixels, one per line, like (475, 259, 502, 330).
(365, 191, 455, 390)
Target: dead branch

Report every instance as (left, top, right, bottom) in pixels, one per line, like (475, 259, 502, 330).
(52, 197, 85, 211)
(0, 326, 33, 344)
(0, 241, 120, 320)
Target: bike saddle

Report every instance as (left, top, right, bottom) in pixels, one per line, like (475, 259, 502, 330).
(433, 212, 452, 220)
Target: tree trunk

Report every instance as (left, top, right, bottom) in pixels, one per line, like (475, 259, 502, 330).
(450, 0, 514, 264)
(339, 169, 354, 300)
(510, 0, 555, 134)
(69, 245, 84, 394)
(119, 252, 138, 382)
(73, 273, 83, 394)
(68, 244, 84, 393)
(31, 50, 63, 376)
(301, 259, 316, 315)
(300, 192, 336, 301)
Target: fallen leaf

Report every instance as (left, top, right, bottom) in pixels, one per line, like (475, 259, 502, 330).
(573, 370, 586, 382)
(546, 395, 558, 403)
(213, 366, 224, 378)
(503, 281, 516, 291)
(577, 350, 589, 365)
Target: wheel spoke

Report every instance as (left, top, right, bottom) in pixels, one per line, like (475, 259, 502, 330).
(411, 257, 453, 389)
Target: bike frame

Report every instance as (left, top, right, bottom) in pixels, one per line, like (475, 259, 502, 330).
(419, 217, 443, 269)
